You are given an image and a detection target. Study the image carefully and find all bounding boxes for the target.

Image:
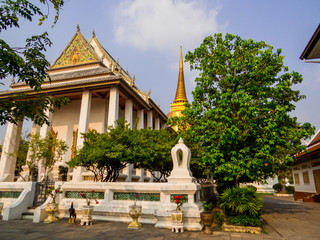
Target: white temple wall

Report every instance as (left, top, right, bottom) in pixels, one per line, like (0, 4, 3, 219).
(132, 109, 137, 128)
(119, 109, 125, 122)
(88, 97, 107, 133)
(52, 99, 81, 165)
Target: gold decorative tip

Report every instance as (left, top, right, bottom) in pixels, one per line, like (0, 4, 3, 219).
(77, 24, 80, 31)
(133, 75, 136, 82)
(173, 46, 188, 103)
(92, 28, 95, 36)
(148, 89, 151, 96)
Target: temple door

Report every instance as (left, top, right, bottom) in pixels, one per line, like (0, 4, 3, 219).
(313, 169, 320, 193)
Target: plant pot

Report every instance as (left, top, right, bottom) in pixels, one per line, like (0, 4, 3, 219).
(171, 210, 184, 233)
(128, 204, 142, 229)
(201, 212, 214, 234)
(44, 203, 58, 223)
(81, 205, 94, 226)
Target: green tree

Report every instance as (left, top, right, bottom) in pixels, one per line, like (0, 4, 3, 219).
(68, 119, 136, 182)
(0, 0, 68, 126)
(15, 132, 30, 177)
(28, 130, 68, 181)
(133, 128, 178, 182)
(68, 119, 179, 182)
(173, 33, 314, 188)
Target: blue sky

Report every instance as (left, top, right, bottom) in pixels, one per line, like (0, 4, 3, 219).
(1, 0, 320, 142)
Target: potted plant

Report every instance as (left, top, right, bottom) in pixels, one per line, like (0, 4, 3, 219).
(128, 194, 142, 229)
(44, 185, 63, 223)
(80, 190, 99, 226)
(201, 201, 214, 234)
(171, 195, 187, 233)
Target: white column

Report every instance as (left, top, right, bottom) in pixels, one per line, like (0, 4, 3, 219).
(125, 164, 133, 182)
(137, 169, 144, 182)
(137, 110, 144, 129)
(39, 108, 53, 138)
(124, 99, 133, 182)
(147, 111, 153, 129)
(0, 121, 23, 182)
(125, 99, 133, 129)
(38, 108, 53, 181)
(73, 90, 92, 182)
(107, 87, 119, 128)
(102, 99, 109, 134)
(155, 117, 160, 130)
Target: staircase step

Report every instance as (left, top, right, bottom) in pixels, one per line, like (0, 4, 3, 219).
(25, 208, 36, 214)
(21, 207, 36, 220)
(21, 214, 34, 220)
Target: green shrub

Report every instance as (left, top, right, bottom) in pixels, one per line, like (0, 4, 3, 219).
(202, 201, 213, 212)
(285, 186, 295, 194)
(228, 214, 261, 227)
(246, 185, 257, 192)
(272, 183, 283, 192)
(219, 186, 263, 227)
(213, 210, 224, 227)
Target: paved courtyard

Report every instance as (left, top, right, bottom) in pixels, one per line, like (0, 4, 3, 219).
(0, 195, 319, 240)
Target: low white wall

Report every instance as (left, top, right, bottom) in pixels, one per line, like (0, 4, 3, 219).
(45, 181, 203, 231)
(244, 177, 278, 193)
(0, 182, 36, 220)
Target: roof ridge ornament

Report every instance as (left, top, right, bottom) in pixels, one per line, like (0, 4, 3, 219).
(77, 24, 80, 32)
(92, 28, 95, 36)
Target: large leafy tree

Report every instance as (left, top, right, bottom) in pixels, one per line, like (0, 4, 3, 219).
(68, 119, 179, 182)
(133, 128, 178, 182)
(174, 33, 314, 188)
(28, 130, 68, 181)
(0, 0, 68, 126)
(68, 120, 137, 182)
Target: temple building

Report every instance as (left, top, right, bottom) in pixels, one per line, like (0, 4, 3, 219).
(167, 47, 189, 131)
(0, 26, 168, 182)
(292, 24, 320, 201)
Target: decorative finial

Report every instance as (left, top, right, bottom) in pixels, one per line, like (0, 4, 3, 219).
(77, 24, 80, 31)
(126, 68, 128, 73)
(11, 78, 15, 84)
(172, 46, 188, 103)
(116, 58, 119, 64)
(92, 28, 95, 36)
(133, 75, 136, 82)
(148, 88, 151, 96)
(178, 138, 184, 144)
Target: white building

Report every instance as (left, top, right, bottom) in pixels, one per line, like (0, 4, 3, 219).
(0, 26, 168, 183)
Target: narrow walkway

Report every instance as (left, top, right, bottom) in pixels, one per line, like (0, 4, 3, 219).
(0, 195, 319, 240)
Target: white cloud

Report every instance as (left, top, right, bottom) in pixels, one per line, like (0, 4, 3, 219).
(113, 0, 221, 53)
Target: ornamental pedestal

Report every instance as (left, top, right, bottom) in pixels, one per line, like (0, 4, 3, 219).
(44, 203, 58, 223)
(171, 210, 184, 233)
(128, 204, 142, 229)
(81, 205, 94, 225)
(201, 212, 214, 234)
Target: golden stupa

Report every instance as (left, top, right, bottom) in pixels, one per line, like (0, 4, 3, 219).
(167, 46, 189, 131)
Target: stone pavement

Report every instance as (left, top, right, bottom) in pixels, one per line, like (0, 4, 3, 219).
(0, 195, 319, 240)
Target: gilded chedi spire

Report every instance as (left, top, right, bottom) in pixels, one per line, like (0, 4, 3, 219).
(167, 46, 189, 131)
(173, 46, 188, 103)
